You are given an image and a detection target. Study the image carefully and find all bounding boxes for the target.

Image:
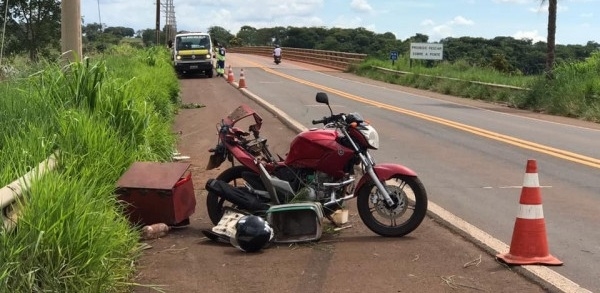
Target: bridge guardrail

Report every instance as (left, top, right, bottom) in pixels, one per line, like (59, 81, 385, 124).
(227, 46, 367, 71)
(227, 47, 528, 91)
(372, 66, 530, 91)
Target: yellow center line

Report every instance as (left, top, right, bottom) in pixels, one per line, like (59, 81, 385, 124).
(243, 59, 600, 169)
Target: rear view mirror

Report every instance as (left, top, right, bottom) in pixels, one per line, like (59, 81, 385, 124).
(315, 92, 329, 104)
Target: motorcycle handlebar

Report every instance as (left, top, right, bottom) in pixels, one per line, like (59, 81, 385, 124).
(312, 117, 327, 125)
(312, 114, 345, 125)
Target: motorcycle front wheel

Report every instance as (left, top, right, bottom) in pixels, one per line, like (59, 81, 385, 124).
(356, 175, 428, 237)
(206, 165, 253, 225)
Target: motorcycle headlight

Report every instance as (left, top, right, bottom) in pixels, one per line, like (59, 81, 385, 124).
(359, 124, 379, 149)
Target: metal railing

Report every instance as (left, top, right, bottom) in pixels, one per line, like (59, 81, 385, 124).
(226, 47, 527, 91)
(372, 66, 530, 91)
(227, 46, 368, 71)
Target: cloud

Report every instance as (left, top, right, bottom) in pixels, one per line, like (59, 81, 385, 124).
(420, 19, 435, 26)
(513, 30, 546, 43)
(493, 0, 530, 4)
(529, 3, 568, 13)
(332, 15, 364, 29)
(419, 16, 474, 40)
(89, 0, 326, 33)
(432, 24, 453, 37)
(350, 0, 373, 13)
(451, 16, 474, 26)
(172, 0, 325, 33)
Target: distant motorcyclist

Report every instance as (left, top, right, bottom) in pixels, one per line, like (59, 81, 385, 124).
(273, 45, 282, 64)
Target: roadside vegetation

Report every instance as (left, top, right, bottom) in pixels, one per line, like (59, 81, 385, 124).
(0, 45, 178, 292)
(351, 51, 600, 122)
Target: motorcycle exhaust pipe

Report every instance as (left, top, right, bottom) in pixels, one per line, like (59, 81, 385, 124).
(205, 179, 270, 212)
(323, 194, 354, 211)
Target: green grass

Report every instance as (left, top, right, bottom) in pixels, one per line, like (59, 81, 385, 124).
(0, 45, 179, 292)
(4, 172, 139, 292)
(353, 53, 600, 122)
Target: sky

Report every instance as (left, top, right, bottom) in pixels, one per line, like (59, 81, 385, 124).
(81, 0, 600, 45)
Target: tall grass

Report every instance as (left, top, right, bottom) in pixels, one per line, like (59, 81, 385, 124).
(516, 51, 600, 122)
(0, 80, 58, 185)
(4, 171, 138, 292)
(362, 57, 535, 87)
(353, 53, 600, 122)
(1, 45, 179, 292)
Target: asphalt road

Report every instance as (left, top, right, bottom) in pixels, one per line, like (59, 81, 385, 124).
(221, 53, 600, 292)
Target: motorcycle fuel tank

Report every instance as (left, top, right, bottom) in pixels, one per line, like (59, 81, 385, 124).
(284, 129, 354, 178)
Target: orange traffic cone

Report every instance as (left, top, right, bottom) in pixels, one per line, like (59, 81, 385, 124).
(238, 68, 247, 88)
(227, 65, 235, 83)
(496, 159, 562, 266)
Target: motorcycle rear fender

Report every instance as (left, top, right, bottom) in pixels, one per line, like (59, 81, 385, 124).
(228, 146, 260, 173)
(225, 144, 282, 173)
(355, 163, 418, 194)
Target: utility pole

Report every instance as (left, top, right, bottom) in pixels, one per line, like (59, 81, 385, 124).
(155, 0, 161, 45)
(61, 0, 82, 62)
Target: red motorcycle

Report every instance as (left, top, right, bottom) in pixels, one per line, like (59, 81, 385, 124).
(206, 92, 428, 237)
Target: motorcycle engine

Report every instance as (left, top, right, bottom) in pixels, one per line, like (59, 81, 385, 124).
(311, 172, 335, 200)
(272, 167, 346, 202)
(302, 170, 352, 201)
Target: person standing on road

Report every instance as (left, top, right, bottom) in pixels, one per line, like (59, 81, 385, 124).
(216, 43, 226, 77)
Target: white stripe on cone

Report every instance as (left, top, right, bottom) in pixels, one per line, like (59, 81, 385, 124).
(517, 204, 544, 220)
(522, 173, 540, 187)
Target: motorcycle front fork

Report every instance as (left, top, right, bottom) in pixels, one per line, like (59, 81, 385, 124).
(359, 153, 395, 206)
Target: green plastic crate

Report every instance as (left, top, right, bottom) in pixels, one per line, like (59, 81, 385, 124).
(266, 202, 323, 243)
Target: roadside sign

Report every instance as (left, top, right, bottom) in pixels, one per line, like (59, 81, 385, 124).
(390, 51, 398, 65)
(410, 43, 443, 60)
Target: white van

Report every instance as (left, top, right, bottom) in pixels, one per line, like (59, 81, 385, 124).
(170, 32, 214, 77)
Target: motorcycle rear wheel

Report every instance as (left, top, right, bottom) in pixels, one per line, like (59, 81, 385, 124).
(356, 175, 428, 237)
(206, 165, 252, 225)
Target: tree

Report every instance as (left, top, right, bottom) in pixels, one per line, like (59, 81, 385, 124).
(542, 0, 557, 78)
(140, 28, 167, 47)
(236, 25, 257, 46)
(208, 26, 234, 47)
(229, 37, 243, 47)
(408, 33, 429, 43)
(141, 29, 157, 47)
(104, 26, 135, 38)
(6, 0, 61, 61)
(82, 23, 103, 42)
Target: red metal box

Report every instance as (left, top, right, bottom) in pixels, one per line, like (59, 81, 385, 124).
(116, 162, 196, 226)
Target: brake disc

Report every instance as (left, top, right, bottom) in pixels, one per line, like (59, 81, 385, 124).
(372, 185, 408, 219)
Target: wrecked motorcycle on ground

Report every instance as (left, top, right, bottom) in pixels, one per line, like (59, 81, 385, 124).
(205, 92, 428, 237)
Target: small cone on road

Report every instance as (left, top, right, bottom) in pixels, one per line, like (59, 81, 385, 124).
(238, 68, 247, 88)
(227, 65, 235, 83)
(496, 159, 563, 266)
